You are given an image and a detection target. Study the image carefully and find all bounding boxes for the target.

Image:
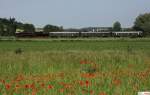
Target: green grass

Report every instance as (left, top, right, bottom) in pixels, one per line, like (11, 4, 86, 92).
(0, 38, 150, 95)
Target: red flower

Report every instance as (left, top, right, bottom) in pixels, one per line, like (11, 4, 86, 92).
(40, 83, 45, 88)
(0, 80, 5, 84)
(5, 84, 11, 90)
(112, 79, 121, 86)
(48, 85, 53, 89)
(79, 80, 84, 86)
(81, 73, 96, 78)
(80, 60, 89, 64)
(59, 88, 64, 93)
(15, 84, 20, 88)
(85, 80, 89, 87)
(25, 84, 30, 88)
(30, 83, 35, 89)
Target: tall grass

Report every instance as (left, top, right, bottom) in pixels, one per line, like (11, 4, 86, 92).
(0, 39, 150, 95)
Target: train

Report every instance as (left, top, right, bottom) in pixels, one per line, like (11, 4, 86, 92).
(15, 31, 143, 38)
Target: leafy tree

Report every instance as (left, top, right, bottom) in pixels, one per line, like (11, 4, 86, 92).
(23, 23, 35, 32)
(8, 17, 17, 36)
(113, 21, 121, 31)
(43, 24, 63, 32)
(133, 13, 150, 36)
(0, 23, 4, 36)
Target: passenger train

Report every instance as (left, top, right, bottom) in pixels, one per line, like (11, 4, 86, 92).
(15, 31, 143, 38)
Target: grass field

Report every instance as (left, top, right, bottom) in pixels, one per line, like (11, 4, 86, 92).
(0, 38, 150, 95)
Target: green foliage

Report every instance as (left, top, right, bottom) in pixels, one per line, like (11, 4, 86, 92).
(0, 17, 36, 36)
(43, 24, 63, 32)
(0, 17, 17, 36)
(113, 21, 121, 31)
(133, 13, 150, 36)
(23, 23, 35, 32)
(0, 23, 4, 36)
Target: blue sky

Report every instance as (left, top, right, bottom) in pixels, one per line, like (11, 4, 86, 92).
(0, 0, 150, 28)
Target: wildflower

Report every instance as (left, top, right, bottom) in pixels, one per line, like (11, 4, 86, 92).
(25, 84, 29, 88)
(80, 59, 88, 64)
(48, 85, 53, 89)
(85, 80, 90, 87)
(59, 88, 64, 93)
(5, 84, 11, 90)
(78, 80, 84, 86)
(15, 84, 20, 88)
(31, 89, 37, 95)
(40, 83, 45, 88)
(64, 84, 72, 89)
(30, 83, 35, 89)
(0, 80, 5, 84)
(81, 73, 96, 78)
(59, 82, 66, 86)
(112, 79, 121, 86)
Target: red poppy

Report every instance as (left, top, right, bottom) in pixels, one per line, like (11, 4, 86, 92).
(40, 83, 45, 88)
(15, 84, 20, 88)
(5, 84, 11, 90)
(85, 80, 90, 87)
(112, 79, 121, 86)
(48, 85, 53, 89)
(81, 73, 96, 78)
(78, 80, 84, 86)
(80, 60, 88, 64)
(30, 83, 35, 89)
(25, 84, 30, 88)
(64, 84, 72, 89)
(0, 80, 5, 84)
(59, 88, 64, 93)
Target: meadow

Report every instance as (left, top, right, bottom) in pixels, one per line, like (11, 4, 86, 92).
(0, 38, 150, 95)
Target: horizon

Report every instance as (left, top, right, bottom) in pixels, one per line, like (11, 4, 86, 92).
(0, 0, 150, 28)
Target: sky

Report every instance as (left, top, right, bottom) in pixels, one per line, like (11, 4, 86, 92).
(0, 0, 150, 28)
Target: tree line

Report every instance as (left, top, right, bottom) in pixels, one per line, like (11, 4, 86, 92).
(0, 12, 150, 36)
(0, 18, 63, 36)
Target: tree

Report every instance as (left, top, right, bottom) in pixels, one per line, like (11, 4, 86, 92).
(113, 21, 121, 31)
(0, 23, 4, 36)
(133, 13, 150, 36)
(23, 23, 35, 32)
(8, 17, 17, 36)
(43, 24, 63, 32)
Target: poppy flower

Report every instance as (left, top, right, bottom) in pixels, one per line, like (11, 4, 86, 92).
(15, 84, 20, 88)
(112, 79, 121, 86)
(48, 85, 53, 89)
(40, 83, 45, 88)
(78, 80, 84, 86)
(0, 80, 5, 84)
(25, 84, 30, 89)
(30, 83, 35, 89)
(64, 84, 72, 89)
(85, 80, 90, 87)
(80, 60, 89, 64)
(81, 73, 96, 78)
(59, 88, 64, 93)
(5, 84, 11, 90)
